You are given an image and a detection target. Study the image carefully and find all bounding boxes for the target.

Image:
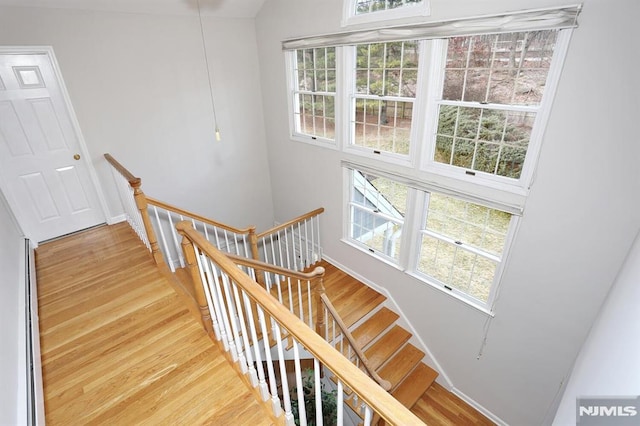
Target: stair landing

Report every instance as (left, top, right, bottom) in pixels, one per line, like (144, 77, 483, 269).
(35, 223, 279, 425)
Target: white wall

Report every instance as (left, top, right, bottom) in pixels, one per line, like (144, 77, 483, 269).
(0, 191, 24, 424)
(255, 0, 640, 424)
(0, 6, 275, 231)
(553, 230, 640, 425)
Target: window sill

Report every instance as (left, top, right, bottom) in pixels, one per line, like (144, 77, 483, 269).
(340, 238, 403, 272)
(290, 133, 339, 150)
(342, 238, 494, 317)
(406, 270, 495, 317)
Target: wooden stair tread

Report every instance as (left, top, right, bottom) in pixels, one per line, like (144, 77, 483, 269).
(339, 289, 387, 328)
(351, 307, 399, 349)
(377, 344, 425, 391)
(363, 326, 411, 371)
(391, 362, 438, 409)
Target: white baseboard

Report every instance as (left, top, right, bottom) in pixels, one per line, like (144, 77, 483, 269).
(107, 214, 126, 225)
(322, 255, 507, 425)
(452, 387, 509, 426)
(322, 254, 452, 388)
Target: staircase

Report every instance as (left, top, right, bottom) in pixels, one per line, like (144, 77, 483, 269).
(105, 152, 437, 425)
(177, 258, 438, 423)
(311, 261, 439, 423)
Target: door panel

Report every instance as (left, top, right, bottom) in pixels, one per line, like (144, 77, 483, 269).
(0, 53, 104, 242)
(20, 172, 60, 221)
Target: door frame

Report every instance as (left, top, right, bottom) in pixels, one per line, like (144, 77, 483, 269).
(0, 46, 109, 244)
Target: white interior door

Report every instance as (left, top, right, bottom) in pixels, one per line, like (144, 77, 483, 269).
(0, 52, 105, 242)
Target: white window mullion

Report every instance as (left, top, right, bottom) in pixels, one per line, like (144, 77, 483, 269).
(401, 188, 425, 272)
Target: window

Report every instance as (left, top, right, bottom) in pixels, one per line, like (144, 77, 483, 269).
(343, 0, 430, 26)
(284, 6, 578, 312)
(346, 166, 515, 309)
(348, 169, 407, 262)
(429, 31, 559, 184)
(288, 47, 337, 144)
(416, 193, 512, 304)
(349, 41, 419, 158)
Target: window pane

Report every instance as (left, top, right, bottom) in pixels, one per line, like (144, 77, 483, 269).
(418, 193, 510, 303)
(443, 30, 557, 106)
(355, 0, 423, 15)
(435, 105, 535, 178)
(292, 47, 336, 140)
(349, 170, 406, 261)
(294, 93, 336, 140)
(425, 193, 510, 255)
(353, 99, 413, 154)
(356, 41, 419, 97)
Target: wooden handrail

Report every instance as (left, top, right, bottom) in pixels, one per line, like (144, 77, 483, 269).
(104, 153, 163, 265)
(146, 196, 256, 236)
(176, 221, 425, 426)
(256, 207, 325, 239)
(104, 153, 140, 186)
(321, 294, 392, 392)
(226, 252, 325, 281)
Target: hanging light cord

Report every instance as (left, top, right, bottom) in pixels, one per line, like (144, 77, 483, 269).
(196, 0, 221, 141)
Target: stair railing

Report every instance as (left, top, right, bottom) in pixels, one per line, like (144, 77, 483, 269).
(225, 252, 326, 334)
(104, 154, 164, 265)
(254, 208, 324, 272)
(145, 196, 256, 272)
(176, 221, 425, 426)
(320, 294, 392, 392)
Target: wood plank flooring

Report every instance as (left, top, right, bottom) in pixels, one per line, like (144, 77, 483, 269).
(35, 223, 277, 426)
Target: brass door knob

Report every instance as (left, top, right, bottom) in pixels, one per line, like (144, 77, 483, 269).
(73, 154, 81, 160)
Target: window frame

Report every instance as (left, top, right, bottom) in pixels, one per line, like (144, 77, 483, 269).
(342, 0, 431, 27)
(283, 22, 575, 313)
(343, 40, 430, 166)
(285, 47, 341, 148)
(421, 31, 573, 193)
(345, 168, 407, 264)
(409, 190, 519, 310)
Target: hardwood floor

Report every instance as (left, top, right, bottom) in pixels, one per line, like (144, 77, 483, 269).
(35, 221, 493, 426)
(412, 383, 495, 426)
(35, 223, 277, 425)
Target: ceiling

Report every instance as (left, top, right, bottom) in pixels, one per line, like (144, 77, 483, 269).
(0, 0, 267, 18)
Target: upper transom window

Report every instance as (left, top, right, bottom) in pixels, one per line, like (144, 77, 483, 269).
(343, 0, 430, 26)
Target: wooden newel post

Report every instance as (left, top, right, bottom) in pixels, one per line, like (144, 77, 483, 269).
(177, 222, 214, 337)
(312, 268, 326, 337)
(131, 179, 164, 266)
(248, 228, 266, 286)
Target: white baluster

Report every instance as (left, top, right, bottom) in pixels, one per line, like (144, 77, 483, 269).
(231, 280, 256, 383)
(242, 290, 270, 401)
(292, 341, 307, 426)
(297, 278, 304, 322)
(152, 206, 174, 272)
(193, 246, 221, 341)
(307, 280, 313, 328)
(219, 271, 246, 370)
(337, 380, 344, 426)
(273, 323, 294, 425)
(256, 305, 282, 417)
(297, 223, 303, 271)
(314, 359, 323, 426)
(201, 257, 232, 353)
(363, 405, 373, 426)
(284, 228, 292, 271)
(167, 211, 185, 268)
